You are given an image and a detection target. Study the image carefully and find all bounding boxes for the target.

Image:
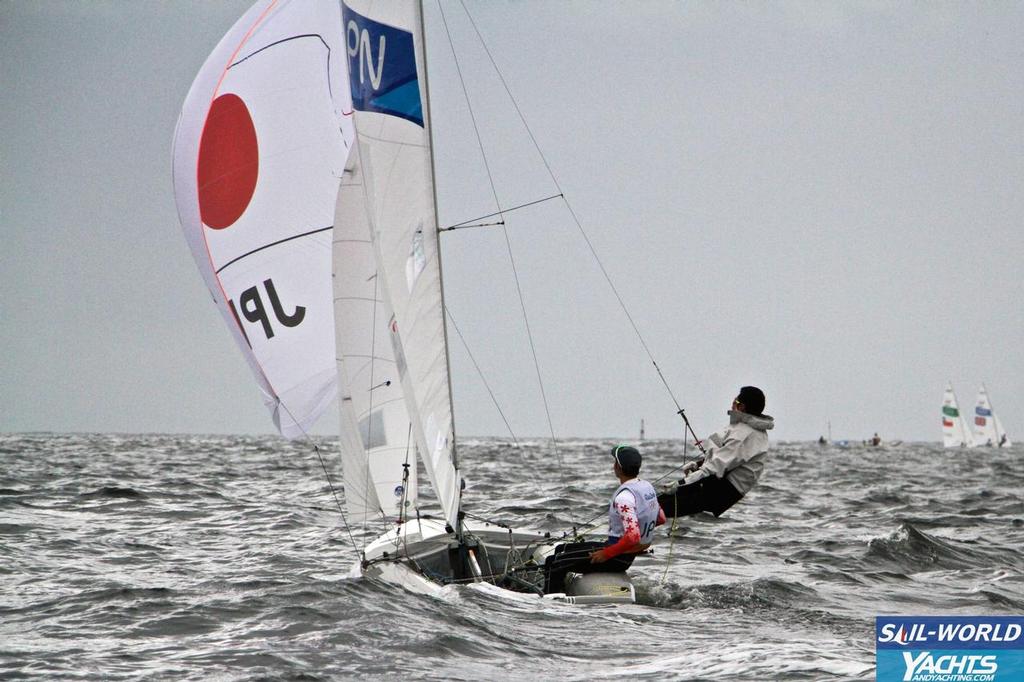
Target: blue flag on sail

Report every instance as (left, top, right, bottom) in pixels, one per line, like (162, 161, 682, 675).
(343, 5, 423, 126)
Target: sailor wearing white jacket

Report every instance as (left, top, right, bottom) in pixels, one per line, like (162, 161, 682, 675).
(658, 386, 774, 517)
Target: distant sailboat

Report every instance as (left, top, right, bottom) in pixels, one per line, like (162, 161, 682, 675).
(941, 383, 974, 448)
(972, 385, 1012, 448)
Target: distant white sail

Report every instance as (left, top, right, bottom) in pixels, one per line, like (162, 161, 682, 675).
(941, 383, 974, 448)
(994, 415, 1011, 448)
(972, 385, 1012, 448)
(172, 0, 355, 438)
(334, 148, 418, 521)
(341, 1, 460, 527)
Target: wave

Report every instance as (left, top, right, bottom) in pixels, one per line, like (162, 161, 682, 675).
(864, 521, 1016, 572)
(78, 486, 147, 500)
(638, 575, 822, 611)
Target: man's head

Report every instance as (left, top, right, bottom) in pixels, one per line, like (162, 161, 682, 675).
(612, 444, 642, 478)
(733, 386, 766, 416)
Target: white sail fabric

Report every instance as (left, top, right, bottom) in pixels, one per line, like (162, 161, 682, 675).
(941, 383, 974, 448)
(994, 416, 1011, 448)
(342, 0, 460, 527)
(973, 385, 1012, 448)
(172, 0, 354, 438)
(334, 147, 418, 521)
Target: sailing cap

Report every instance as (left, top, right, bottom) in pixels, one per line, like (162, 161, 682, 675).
(737, 386, 765, 416)
(611, 445, 642, 474)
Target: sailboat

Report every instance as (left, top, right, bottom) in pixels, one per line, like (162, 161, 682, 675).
(972, 385, 1012, 448)
(173, 0, 641, 604)
(941, 382, 974, 448)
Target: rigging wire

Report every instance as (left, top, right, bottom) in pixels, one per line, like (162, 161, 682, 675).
(446, 306, 558, 494)
(444, 308, 520, 447)
(458, 0, 704, 455)
(436, 0, 576, 525)
(440, 193, 562, 231)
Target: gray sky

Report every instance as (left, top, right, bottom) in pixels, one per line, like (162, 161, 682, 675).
(2, 1, 1021, 442)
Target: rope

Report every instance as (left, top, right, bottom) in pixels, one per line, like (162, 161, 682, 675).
(271, 383, 373, 562)
(308, 443, 358, 552)
(461, 509, 514, 530)
(266, 389, 362, 552)
(661, 494, 679, 583)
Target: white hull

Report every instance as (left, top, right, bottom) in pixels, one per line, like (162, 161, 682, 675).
(358, 517, 636, 604)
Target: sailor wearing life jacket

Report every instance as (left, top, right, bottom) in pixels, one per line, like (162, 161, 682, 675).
(658, 385, 774, 518)
(544, 445, 665, 593)
(589, 445, 666, 564)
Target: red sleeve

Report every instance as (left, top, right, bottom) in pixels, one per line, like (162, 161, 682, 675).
(603, 496, 642, 558)
(602, 531, 641, 558)
(656, 506, 666, 526)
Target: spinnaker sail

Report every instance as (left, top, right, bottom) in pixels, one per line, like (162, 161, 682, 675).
(172, 0, 355, 438)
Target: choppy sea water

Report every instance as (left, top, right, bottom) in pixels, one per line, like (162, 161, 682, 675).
(1, 433, 1022, 680)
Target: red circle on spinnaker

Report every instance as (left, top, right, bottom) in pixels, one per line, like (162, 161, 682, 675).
(197, 93, 258, 229)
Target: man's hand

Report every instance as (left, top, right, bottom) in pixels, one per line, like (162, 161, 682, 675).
(682, 457, 705, 475)
(589, 548, 610, 564)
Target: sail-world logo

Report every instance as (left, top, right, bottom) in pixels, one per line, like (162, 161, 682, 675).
(343, 5, 424, 126)
(876, 617, 1024, 682)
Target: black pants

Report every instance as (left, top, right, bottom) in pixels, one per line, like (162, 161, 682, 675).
(658, 475, 743, 518)
(543, 540, 637, 594)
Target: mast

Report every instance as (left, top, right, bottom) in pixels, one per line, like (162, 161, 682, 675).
(417, 0, 463, 526)
(953, 384, 971, 447)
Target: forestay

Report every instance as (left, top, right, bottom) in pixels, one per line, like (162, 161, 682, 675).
(341, 1, 461, 528)
(172, 0, 355, 438)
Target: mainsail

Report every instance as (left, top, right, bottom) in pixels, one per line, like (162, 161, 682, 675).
(972, 385, 1012, 448)
(172, 0, 355, 438)
(341, 0, 461, 528)
(941, 383, 974, 448)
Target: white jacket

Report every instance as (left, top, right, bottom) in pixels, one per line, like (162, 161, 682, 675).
(683, 411, 774, 495)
